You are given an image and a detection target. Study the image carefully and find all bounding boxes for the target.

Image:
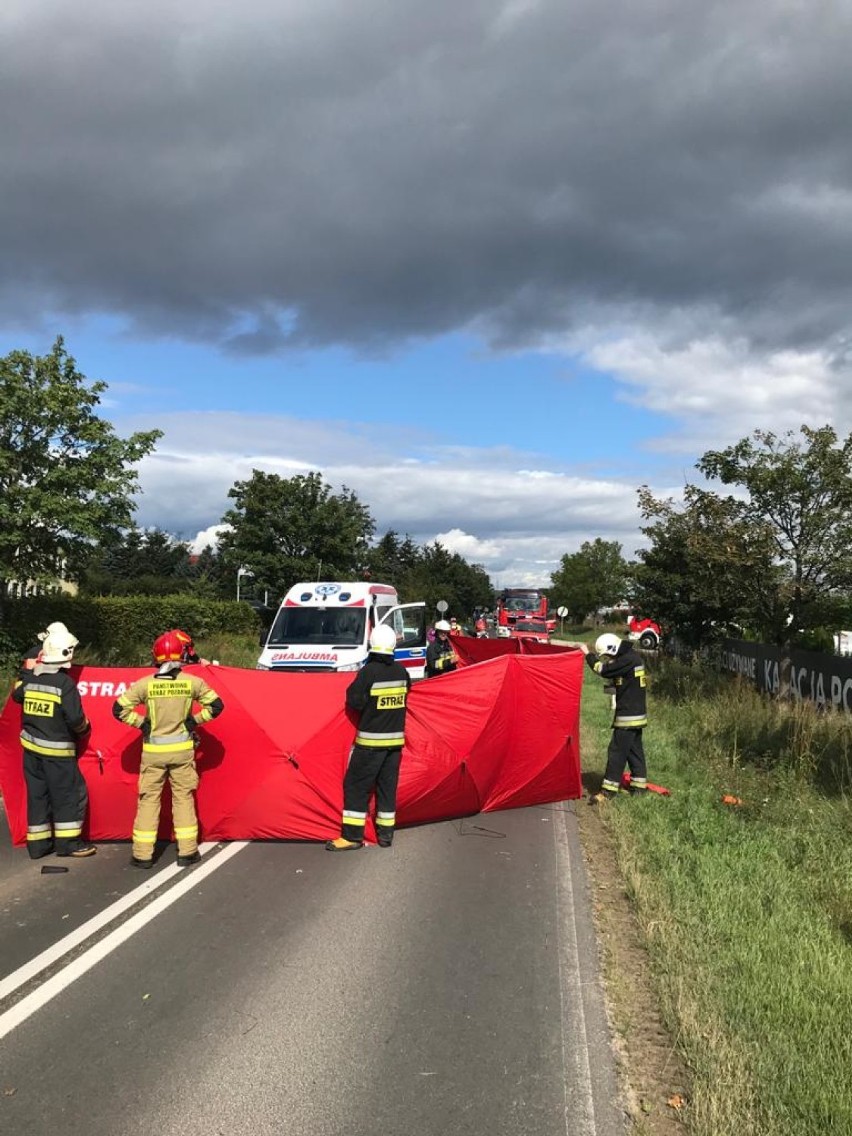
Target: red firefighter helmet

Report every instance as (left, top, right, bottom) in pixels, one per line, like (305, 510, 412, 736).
(152, 629, 196, 664)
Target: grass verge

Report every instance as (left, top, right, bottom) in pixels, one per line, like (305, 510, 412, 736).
(581, 655, 852, 1136)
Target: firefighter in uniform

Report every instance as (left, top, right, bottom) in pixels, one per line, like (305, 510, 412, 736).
(577, 633, 648, 802)
(113, 629, 224, 868)
(326, 623, 410, 851)
(425, 619, 458, 677)
(12, 625, 96, 858)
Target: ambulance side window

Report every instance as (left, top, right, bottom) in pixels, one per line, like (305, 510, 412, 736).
(374, 606, 393, 637)
(392, 607, 426, 648)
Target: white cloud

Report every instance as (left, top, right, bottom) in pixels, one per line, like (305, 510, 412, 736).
(586, 335, 846, 453)
(189, 523, 231, 554)
(432, 528, 503, 562)
(531, 322, 851, 455)
(124, 410, 643, 587)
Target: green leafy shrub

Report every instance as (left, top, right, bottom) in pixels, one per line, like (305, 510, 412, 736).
(0, 595, 259, 661)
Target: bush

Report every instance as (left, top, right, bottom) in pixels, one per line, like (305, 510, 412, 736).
(793, 627, 836, 654)
(0, 595, 259, 661)
(597, 608, 628, 626)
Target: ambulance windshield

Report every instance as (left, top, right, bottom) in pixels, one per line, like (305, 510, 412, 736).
(267, 607, 367, 647)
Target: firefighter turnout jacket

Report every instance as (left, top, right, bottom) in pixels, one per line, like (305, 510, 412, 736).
(346, 654, 411, 749)
(425, 637, 457, 678)
(13, 664, 92, 857)
(586, 641, 648, 728)
(13, 666, 90, 757)
(112, 664, 223, 754)
(113, 662, 224, 862)
(334, 651, 411, 846)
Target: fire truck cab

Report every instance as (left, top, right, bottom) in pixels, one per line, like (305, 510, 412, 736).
(257, 582, 428, 678)
(497, 588, 553, 632)
(628, 615, 662, 650)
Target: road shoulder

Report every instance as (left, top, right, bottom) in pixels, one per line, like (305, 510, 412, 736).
(576, 799, 691, 1134)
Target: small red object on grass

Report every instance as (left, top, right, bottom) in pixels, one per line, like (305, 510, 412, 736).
(620, 772, 671, 796)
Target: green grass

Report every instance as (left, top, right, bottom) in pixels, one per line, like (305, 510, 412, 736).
(582, 658, 852, 1135)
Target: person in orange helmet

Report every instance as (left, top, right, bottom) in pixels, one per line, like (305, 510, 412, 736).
(113, 630, 224, 869)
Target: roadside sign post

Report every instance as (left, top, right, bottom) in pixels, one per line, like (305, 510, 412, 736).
(557, 605, 568, 638)
(237, 566, 254, 603)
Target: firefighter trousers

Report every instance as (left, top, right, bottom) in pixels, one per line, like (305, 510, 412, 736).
(602, 728, 648, 795)
(132, 749, 199, 862)
(340, 745, 402, 844)
(23, 749, 89, 858)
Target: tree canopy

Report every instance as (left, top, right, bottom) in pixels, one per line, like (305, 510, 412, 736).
(397, 540, 493, 618)
(698, 426, 852, 645)
(216, 470, 375, 598)
(0, 339, 160, 595)
(549, 539, 627, 623)
(634, 425, 852, 651)
(632, 484, 777, 650)
(80, 528, 198, 596)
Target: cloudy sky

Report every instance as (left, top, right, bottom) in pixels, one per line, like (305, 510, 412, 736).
(2, 0, 851, 585)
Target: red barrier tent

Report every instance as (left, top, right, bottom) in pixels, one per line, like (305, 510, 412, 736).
(450, 635, 576, 667)
(0, 654, 583, 847)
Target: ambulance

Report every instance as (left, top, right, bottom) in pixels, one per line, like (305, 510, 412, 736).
(256, 582, 429, 678)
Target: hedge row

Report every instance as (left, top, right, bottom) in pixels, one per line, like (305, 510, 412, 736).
(0, 595, 259, 660)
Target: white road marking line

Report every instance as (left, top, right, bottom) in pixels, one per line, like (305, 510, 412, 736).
(554, 809, 597, 1135)
(0, 842, 217, 1002)
(0, 841, 248, 1041)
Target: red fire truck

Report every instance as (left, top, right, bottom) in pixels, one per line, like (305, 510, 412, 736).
(497, 588, 554, 633)
(628, 614, 662, 650)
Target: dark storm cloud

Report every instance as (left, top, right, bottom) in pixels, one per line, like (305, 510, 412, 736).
(3, 0, 852, 352)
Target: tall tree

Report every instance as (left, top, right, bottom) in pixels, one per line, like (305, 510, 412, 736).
(549, 539, 627, 624)
(400, 542, 492, 618)
(632, 485, 777, 650)
(363, 530, 421, 589)
(80, 528, 194, 596)
(188, 543, 235, 600)
(0, 339, 161, 597)
(217, 470, 375, 598)
(698, 426, 852, 646)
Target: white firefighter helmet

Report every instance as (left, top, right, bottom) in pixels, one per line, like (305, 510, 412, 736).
(434, 620, 451, 633)
(369, 624, 397, 655)
(594, 633, 621, 657)
(37, 621, 70, 643)
(40, 627, 79, 665)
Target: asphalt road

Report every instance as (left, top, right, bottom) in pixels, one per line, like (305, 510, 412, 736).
(0, 801, 625, 1136)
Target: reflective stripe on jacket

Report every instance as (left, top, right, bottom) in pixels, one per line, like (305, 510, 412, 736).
(346, 657, 410, 749)
(12, 669, 89, 758)
(586, 642, 648, 729)
(113, 665, 223, 752)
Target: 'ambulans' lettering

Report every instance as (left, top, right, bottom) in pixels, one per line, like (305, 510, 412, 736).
(271, 651, 337, 662)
